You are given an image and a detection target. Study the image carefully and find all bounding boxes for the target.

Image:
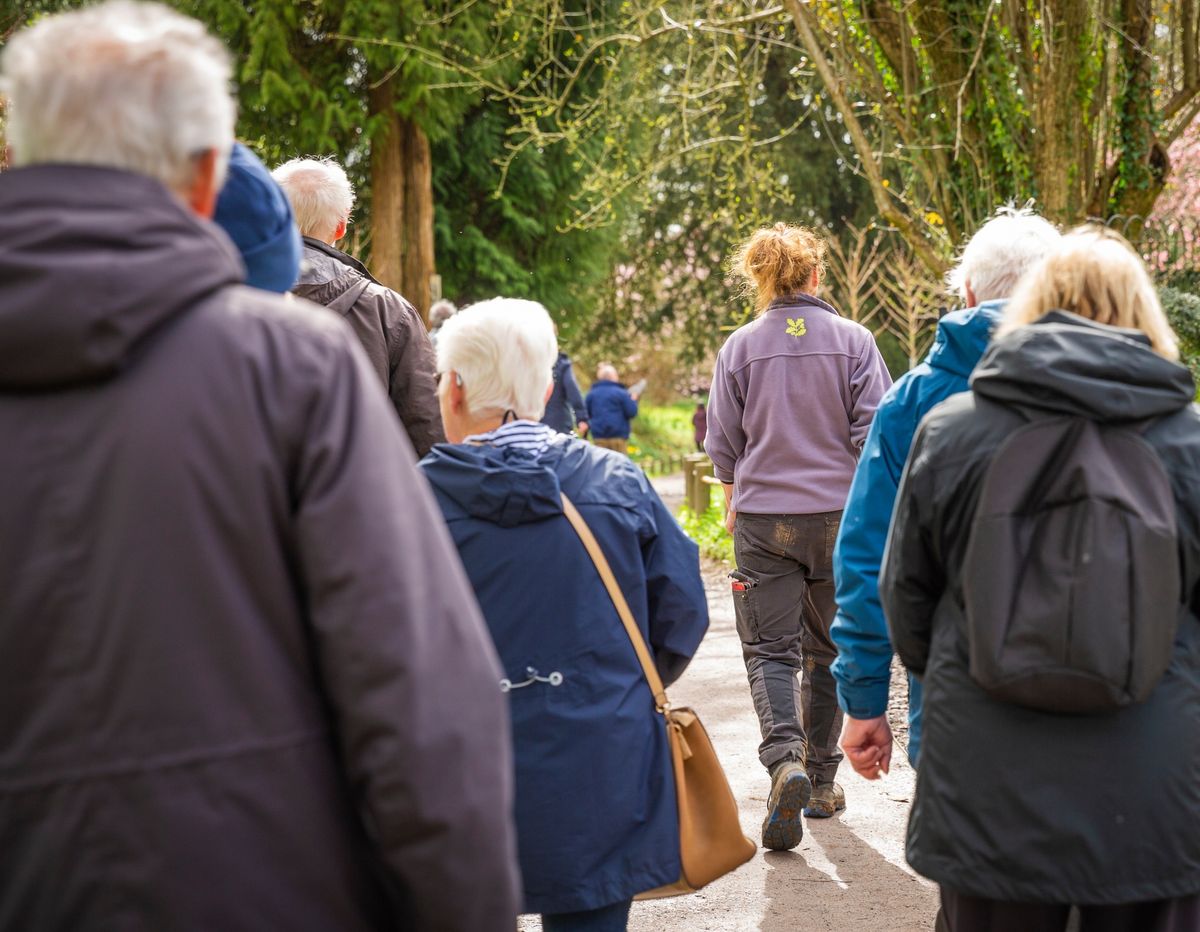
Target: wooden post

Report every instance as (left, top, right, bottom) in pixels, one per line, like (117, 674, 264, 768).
(690, 459, 714, 514)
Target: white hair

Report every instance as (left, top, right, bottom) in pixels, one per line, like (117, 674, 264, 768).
(437, 298, 558, 421)
(947, 205, 1061, 303)
(429, 299, 457, 328)
(596, 363, 619, 381)
(0, 1, 235, 193)
(271, 158, 355, 239)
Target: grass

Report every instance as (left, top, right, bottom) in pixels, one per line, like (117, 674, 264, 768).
(628, 402, 698, 474)
(676, 486, 736, 565)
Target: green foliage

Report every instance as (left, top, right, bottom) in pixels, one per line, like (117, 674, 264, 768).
(627, 403, 696, 467)
(677, 493, 734, 565)
(1160, 285, 1200, 388)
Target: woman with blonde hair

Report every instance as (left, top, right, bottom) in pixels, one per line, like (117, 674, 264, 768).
(705, 222, 892, 850)
(882, 226, 1200, 930)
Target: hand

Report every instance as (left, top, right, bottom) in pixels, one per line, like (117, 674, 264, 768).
(724, 508, 737, 535)
(576, 420, 588, 437)
(840, 714, 893, 781)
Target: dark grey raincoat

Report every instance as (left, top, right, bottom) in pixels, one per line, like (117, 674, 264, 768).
(883, 312, 1200, 905)
(0, 165, 519, 931)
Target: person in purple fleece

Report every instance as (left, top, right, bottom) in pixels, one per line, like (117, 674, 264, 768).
(705, 222, 892, 851)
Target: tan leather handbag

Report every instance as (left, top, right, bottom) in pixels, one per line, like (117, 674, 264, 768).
(560, 494, 757, 898)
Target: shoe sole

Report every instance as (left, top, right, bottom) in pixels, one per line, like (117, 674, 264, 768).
(761, 771, 812, 851)
(803, 798, 847, 819)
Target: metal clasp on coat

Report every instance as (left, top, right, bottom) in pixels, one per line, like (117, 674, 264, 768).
(499, 666, 564, 693)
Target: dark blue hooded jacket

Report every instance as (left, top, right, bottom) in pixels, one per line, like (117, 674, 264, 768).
(541, 353, 588, 434)
(585, 379, 638, 439)
(419, 438, 709, 913)
(830, 301, 1002, 765)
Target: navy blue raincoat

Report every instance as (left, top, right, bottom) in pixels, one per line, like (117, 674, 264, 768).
(420, 438, 709, 913)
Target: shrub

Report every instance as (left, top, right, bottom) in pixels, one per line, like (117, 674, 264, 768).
(1160, 286, 1200, 389)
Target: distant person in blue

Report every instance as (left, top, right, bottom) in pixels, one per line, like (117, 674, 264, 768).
(212, 142, 302, 293)
(586, 362, 640, 454)
(832, 206, 1060, 780)
(541, 346, 589, 436)
(419, 298, 709, 931)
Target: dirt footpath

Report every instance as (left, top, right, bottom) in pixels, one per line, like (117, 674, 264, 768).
(620, 565, 937, 931)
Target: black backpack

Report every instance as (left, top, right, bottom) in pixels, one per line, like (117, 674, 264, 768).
(961, 407, 1182, 714)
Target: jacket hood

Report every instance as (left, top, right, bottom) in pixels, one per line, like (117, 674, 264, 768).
(927, 301, 1004, 378)
(295, 240, 371, 316)
(420, 443, 564, 527)
(971, 310, 1196, 422)
(0, 165, 243, 390)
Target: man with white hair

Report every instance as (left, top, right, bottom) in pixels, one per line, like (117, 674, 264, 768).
(0, 4, 518, 929)
(585, 362, 641, 454)
(272, 157, 444, 456)
(831, 206, 1061, 787)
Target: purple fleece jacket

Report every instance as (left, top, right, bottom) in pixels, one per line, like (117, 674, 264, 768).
(705, 293, 892, 515)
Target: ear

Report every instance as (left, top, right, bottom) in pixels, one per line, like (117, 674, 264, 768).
(808, 267, 821, 293)
(449, 371, 466, 413)
(332, 218, 348, 243)
(184, 148, 221, 219)
(544, 381, 554, 404)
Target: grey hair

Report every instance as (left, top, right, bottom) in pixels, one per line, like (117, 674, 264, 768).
(947, 205, 1061, 303)
(271, 158, 355, 239)
(0, 1, 235, 193)
(596, 363, 619, 381)
(436, 298, 558, 421)
(429, 299, 457, 328)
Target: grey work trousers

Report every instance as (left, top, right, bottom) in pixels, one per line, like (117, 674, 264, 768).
(732, 511, 845, 783)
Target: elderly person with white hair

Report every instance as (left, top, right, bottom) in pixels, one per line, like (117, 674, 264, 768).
(585, 361, 640, 454)
(0, 3, 518, 929)
(419, 298, 710, 931)
(272, 157, 444, 455)
(831, 205, 1061, 782)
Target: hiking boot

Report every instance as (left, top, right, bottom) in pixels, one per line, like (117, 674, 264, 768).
(803, 781, 846, 819)
(761, 761, 812, 851)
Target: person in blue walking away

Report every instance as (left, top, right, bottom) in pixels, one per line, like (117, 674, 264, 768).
(542, 342, 589, 436)
(706, 223, 892, 851)
(833, 206, 1061, 780)
(420, 298, 709, 931)
(586, 362, 639, 453)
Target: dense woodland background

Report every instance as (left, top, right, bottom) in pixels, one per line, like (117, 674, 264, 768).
(4, 0, 1199, 390)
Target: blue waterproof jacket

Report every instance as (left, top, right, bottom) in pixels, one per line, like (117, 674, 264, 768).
(831, 301, 1003, 765)
(586, 379, 638, 439)
(541, 352, 588, 434)
(419, 439, 708, 913)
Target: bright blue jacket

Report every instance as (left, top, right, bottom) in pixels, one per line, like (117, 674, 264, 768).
(831, 302, 1003, 765)
(419, 438, 708, 913)
(586, 379, 638, 439)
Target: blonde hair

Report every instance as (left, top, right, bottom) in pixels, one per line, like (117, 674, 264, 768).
(732, 223, 828, 313)
(995, 225, 1178, 360)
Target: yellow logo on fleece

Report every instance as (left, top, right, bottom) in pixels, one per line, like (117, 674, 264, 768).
(786, 317, 807, 337)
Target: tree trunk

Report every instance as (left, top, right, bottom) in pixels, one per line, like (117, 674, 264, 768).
(368, 76, 405, 293)
(401, 117, 436, 322)
(1032, 0, 1094, 224)
(367, 79, 437, 322)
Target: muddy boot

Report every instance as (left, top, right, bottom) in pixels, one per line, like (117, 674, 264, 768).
(761, 760, 812, 851)
(803, 781, 846, 819)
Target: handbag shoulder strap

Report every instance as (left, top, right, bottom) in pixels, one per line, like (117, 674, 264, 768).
(560, 493, 669, 712)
